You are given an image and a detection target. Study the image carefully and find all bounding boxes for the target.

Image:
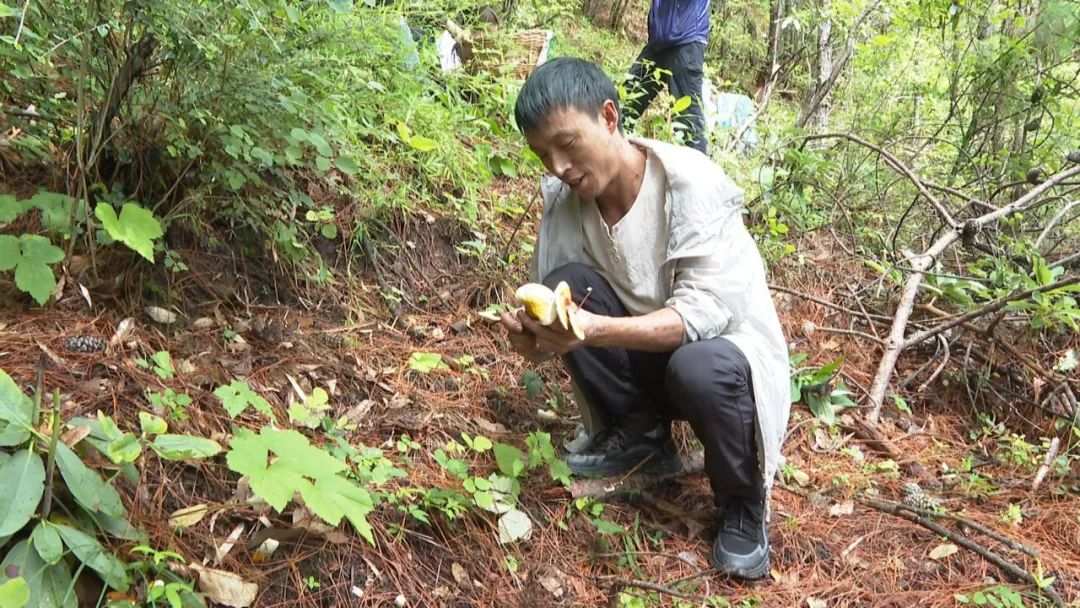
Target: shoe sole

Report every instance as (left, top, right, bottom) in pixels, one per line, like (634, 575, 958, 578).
(568, 452, 684, 479)
(710, 551, 770, 581)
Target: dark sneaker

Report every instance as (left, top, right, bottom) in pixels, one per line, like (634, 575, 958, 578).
(564, 426, 682, 478)
(711, 496, 770, 580)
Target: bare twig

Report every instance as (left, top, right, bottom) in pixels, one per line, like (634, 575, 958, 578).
(1031, 437, 1061, 493)
(769, 284, 892, 322)
(814, 325, 884, 344)
(804, 132, 957, 227)
(1034, 200, 1079, 251)
(867, 164, 1080, 421)
(903, 275, 1079, 349)
(917, 334, 951, 392)
(858, 495, 1066, 608)
(40, 389, 61, 519)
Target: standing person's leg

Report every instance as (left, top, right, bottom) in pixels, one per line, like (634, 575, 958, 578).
(666, 42, 708, 154)
(541, 263, 681, 477)
(664, 338, 769, 579)
(621, 47, 665, 132)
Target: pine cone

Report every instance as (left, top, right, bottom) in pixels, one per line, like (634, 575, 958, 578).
(315, 332, 346, 349)
(64, 335, 107, 353)
(901, 482, 941, 512)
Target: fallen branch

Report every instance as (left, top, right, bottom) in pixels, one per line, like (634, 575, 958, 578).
(903, 275, 1079, 349)
(867, 164, 1080, 422)
(570, 452, 704, 500)
(858, 496, 1066, 608)
(607, 577, 706, 607)
(768, 284, 893, 322)
(1031, 437, 1061, 493)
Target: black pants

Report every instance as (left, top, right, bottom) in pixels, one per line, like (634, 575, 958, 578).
(622, 41, 708, 155)
(545, 263, 763, 503)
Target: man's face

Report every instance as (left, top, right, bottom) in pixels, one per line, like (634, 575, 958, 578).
(523, 102, 620, 201)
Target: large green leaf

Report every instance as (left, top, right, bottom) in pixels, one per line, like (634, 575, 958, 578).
(53, 525, 129, 592)
(0, 369, 33, 447)
(53, 442, 125, 519)
(94, 203, 163, 262)
(213, 380, 272, 418)
(493, 443, 525, 478)
(30, 524, 63, 565)
(0, 235, 18, 270)
(0, 235, 63, 306)
(0, 450, 45, 537)
(0, 540, 76, 608)
(151, 434, 222, 460)
(299, 474, 375, 544)
(0, 5, 16, 20)
(225, 429, 299, 511)
(0, 576, 30, 608)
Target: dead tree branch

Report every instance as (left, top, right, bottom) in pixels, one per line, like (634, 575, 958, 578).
(867, 164, 1080, 422)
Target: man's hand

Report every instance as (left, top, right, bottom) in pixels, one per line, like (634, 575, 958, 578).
(500, 310, 546, 360)
(517, 304, 595, 356)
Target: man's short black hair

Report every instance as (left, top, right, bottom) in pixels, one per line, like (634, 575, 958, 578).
(514, 57, 621, 134)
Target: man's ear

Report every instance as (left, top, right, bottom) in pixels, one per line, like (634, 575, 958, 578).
(600, 99, 620, 134)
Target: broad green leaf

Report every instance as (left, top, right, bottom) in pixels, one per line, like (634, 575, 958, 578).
(408, 136, 437, 152)
(261, 427, 346, 477)
(106, 433, 142, 464)
(496, 508, 532, 544)
(549, 459, 572, 485)
(315, 156, 332, 171)
(592, 517, 625, 535)
(30, 524, 63, 565)
(298, 474, 375, 544)
(214, 381, 272, 418)
(672, 96, 692, 113)
(0, 5, 16, 19)
(13, 258, 56, 306)
(0, 450, 45, 536)
(0, 540, 76, 608)
(19, 235, 64, 265)
(521, 370, 543, 398)
(138, 412, 167, 436)
(0, 577, 30, 608)
(334, 156, 358, 175)
(407, 352, 446, 373)
(54, 442, 125, 519)
(94, 203, 164, 262)
(306, 132, 332, 156)
(0, 369, 33, 446)
(53, 524, 129, 591)
(493, 443, 525, 478)
(0, 235, 19, 269)
(151, 434, 221, 460)
(225, 430, 298, 511)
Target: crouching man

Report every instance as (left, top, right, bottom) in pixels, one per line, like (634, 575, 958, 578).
(499, 57, 791, 580)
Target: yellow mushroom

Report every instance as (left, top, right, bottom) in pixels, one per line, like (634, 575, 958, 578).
(514, 281, 586, 341)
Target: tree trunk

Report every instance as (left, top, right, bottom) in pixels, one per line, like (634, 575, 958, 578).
(809, 0, 834, 131)
(759, 0, 785, 86)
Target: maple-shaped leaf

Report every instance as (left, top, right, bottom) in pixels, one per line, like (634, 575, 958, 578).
(95, 202, 164, 262)
(214, 380, 273, 418)
(225, 429, 298, 511)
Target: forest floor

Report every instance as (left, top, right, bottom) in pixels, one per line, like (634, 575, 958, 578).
(2, 186, 1078, 607)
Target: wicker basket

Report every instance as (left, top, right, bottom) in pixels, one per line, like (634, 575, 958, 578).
(449, 20, 552, 80)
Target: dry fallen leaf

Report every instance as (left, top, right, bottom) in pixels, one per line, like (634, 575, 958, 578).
(145, 306, 179, 324)
(807, 597, 827, 608)
(929, 543, 958, 560)
(537, 567, 566, 599)
(192, 317, 216, 329)
(188, 564, 258, 608)
(828, 501, 854, 517)
(451, 563, 469, 588)
(215, 523, 245, 564)
(109, 318, 135, 348)
(61, 424, 92, 448)
(169, 504, 209, 529)
(791, 469, 811, 486)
